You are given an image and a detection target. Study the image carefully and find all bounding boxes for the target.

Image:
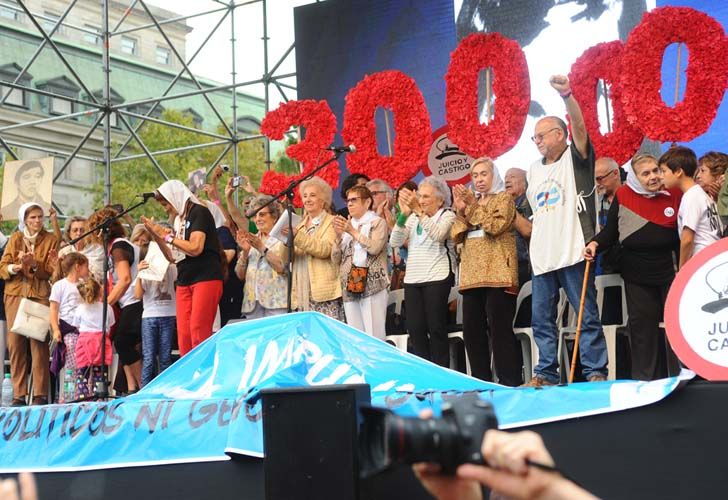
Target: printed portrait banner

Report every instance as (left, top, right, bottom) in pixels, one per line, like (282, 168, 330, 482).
(0, 312, 691, 472)
(0, 157, 54, 221)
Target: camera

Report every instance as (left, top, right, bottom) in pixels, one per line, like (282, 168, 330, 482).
(220, 164, 231, 172)
(231, 176, 242, 188)
(358, 394, 498, 477)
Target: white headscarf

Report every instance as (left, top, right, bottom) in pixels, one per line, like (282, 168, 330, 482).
(487, 166, 506, 194)
(18, 202, 43, 232)
(625, 159, 669, 198)
(205, 201, 227, 229)
(155, 180, 202, 218)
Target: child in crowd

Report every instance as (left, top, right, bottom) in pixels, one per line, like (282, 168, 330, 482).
(134, 244, 177, 387)
(49, 252, 89, 402)
(74, 277, 115, 400)
(659, 146, 723, 269)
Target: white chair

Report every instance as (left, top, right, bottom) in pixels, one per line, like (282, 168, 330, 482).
(513, 280, 537, 381)
(559, 274, 626, 381)
(385, 289, 408, 352)
(595, 274, 628, 380)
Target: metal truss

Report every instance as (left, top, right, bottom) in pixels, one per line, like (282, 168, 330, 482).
(0, 0, 300, 214)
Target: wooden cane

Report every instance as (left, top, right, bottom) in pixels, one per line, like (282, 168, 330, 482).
(569, 259, 592, 384)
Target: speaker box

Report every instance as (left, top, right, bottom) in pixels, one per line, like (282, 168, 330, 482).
(262, 384, 371, 500)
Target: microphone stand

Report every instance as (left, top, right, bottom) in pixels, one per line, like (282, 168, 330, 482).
(68, 197, 149, 401)
(246, 150, 345, 313)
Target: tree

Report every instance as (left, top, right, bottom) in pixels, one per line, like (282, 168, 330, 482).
(92, 109, 267, 220)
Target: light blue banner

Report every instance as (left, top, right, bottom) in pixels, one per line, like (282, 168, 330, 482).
(0, 312, 691, 472)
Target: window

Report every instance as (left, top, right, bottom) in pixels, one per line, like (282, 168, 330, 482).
(50, 96, 72, 115)
(83, 25, 100, 45)
(0, 85, 25, 107)
(155, 46, 170, 65)
(120, 36, 137, 56)
(0, 2, 18, 20)
(42, 11, 63, 34)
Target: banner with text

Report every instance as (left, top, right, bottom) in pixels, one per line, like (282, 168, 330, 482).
(0, 312, 691, 472)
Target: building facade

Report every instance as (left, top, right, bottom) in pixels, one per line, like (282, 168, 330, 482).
(0, 0, 264, 216)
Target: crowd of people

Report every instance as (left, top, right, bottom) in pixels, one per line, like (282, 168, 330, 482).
(0, 74, 724, 406)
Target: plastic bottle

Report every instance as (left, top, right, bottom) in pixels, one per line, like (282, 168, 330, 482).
(63, 369, 75, 403)
(1, 374, 12, 407)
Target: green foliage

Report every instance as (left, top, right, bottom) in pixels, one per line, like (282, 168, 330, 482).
(92, 109, 266, 220)
(272, 137, 301, 175)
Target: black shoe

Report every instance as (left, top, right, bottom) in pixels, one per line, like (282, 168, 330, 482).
(11, 398, 26, 407)
(31, 396, 48, 406)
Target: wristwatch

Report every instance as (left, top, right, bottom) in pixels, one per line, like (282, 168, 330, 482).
(263, 247, 269, 256)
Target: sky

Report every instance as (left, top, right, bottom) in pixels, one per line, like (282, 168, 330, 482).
(146, 0, 316, 106)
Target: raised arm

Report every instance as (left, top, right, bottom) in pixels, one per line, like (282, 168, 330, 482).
(550, 75, 588, 158)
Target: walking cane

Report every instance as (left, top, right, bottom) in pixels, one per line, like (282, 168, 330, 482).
(569, 259, 592, 384)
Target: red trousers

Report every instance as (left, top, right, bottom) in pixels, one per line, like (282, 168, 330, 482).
(176, 280, 223, 356)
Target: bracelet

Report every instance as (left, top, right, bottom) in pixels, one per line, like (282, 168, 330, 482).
(560, 90, 572, 99)
(263, 247, 269, 256)
(164, 233, 174, 245)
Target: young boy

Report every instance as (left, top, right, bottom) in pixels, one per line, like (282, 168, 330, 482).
(659, 146, 722, 269)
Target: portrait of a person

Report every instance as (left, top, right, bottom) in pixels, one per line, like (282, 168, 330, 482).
(1, 160, 52, 220)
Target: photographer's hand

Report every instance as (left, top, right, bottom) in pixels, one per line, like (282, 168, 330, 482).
(456, 430, 597, 500)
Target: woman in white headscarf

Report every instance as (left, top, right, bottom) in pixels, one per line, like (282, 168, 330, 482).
(451, 157, 523, 386)
(142, 180, 224, 355)
(585, 153, 681, 381)
(0, 203, 59, 405)
(332, 185, 389, 339)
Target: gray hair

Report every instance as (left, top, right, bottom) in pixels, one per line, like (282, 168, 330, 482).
(299, 176, 333, 209)
(63, 215, 87, 242)
(419, 175, 451, 208)
(249, 194, 282, 220)
(366, 179, 393, 198)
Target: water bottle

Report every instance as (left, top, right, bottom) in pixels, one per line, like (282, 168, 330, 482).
(63, 369, 75, 403)
(1, 374, 12, 407)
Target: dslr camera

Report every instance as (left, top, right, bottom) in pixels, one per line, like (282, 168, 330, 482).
(359, 394, 498, 477)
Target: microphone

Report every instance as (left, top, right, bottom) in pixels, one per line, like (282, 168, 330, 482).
(138, 192, 157, 201)
(326, 144, 356, 154)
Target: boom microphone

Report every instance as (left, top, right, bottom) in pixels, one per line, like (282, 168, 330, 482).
(326, 144, 356, 154)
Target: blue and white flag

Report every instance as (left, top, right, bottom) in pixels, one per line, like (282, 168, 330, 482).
(0, 312, 691, 472)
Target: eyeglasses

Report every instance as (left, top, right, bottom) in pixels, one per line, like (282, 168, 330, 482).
(346, 197, 363, 204)
(370, 190, 387, 195)
(255, 210, 271, 217)
(595, 169, 618, 183)
(531, 127, 561, 143)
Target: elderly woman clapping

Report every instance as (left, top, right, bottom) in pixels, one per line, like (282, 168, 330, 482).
(390, 176, 456, 367)
(289, 176, 343, 320)
(0, 203, 59, 405)
(451, 158, 523, 386)
(332, 185, 389, 338)
(236, 195, 288, 319)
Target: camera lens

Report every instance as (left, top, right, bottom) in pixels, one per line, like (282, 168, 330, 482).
(385, 415, 460, 469)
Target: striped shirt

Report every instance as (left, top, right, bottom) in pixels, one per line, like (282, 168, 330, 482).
(389, 209, 456, 285)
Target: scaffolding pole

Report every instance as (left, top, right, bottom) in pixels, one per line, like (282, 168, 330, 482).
(0, 0, 301, 212)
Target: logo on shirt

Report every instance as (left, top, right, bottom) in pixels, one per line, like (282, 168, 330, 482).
(664, 207, 675, 217)
(533, 179, 565, 213)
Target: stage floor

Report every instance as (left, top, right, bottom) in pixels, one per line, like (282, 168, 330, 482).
(21, 380, 728, 500)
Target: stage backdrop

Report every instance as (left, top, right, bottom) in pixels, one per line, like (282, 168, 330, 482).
(294, 0, 727, 188)
(294, 0, 456, 204)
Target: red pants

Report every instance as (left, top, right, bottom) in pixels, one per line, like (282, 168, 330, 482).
(176, 280, 223, 356)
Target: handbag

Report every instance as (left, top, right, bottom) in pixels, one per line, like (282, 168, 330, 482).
(346, 265, 369, 295)
(11, 298, 51, 341)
